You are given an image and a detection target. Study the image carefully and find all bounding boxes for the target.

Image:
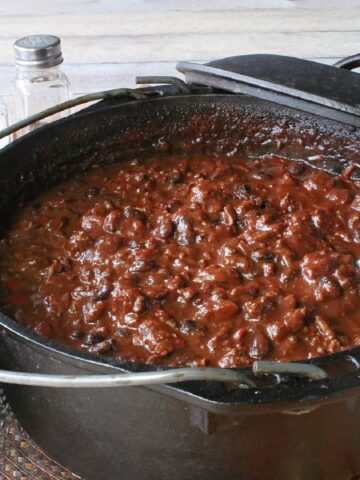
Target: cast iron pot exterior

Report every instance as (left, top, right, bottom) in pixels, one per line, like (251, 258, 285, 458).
(1, 93, 360, 480)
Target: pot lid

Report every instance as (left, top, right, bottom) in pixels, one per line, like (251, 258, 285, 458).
(177, 54, 360, 127)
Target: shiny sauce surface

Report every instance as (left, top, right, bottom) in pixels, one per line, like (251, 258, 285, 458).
(1, 154, 360, 367)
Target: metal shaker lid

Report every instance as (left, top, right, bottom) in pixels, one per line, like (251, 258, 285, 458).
(14, 35, 63, 68)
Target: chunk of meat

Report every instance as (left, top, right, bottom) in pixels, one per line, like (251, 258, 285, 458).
(243, 296, 274, 321)
(195, 299, 239, 322)
(134, 319, 183, 358)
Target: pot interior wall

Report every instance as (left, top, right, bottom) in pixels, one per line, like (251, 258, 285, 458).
(0, 94, 359, 234)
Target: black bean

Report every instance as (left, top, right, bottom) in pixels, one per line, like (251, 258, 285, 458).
(153, 290, 169, 301)
(260, 200, 271, 209)
(85, 187, 100, 198)
(175, 215, 194, 245)
(87, 340, 112, 354)
(252, 250, 275, 262)
(168, 170, 183, 185)
(124, 207, 147, 222)
(234, 184, 252, 200)
(133, 295, 148, 313)
(288, 162, 305, 175)
(148, 259, 158, 269)
(93, 284, 113, 302)
(85, 333, 105, 346)
(180, 320, 207, 336)
(115, 328, 130, 337)
(130, 259, 157, 273)
(128, 240, 143, 250)
(70, 330, 84, 340)
(130, 259, 147, 272)
(134, 172, 148, 182)
(156, 215, 174, 239)
(249, 332, 271, 359)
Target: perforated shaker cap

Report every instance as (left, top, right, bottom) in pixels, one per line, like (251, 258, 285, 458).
(14, 35, 63, 68)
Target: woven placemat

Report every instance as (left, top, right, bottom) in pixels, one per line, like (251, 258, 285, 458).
(0, 388, 80, 479)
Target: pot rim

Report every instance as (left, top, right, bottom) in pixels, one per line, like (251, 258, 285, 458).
(2, 309, 360, 412)
(1, 91, 360, 410)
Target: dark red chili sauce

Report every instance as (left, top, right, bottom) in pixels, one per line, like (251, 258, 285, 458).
(0, 154, 360, 367)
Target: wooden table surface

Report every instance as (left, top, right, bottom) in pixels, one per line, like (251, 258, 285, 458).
(0, 0, 359, 106)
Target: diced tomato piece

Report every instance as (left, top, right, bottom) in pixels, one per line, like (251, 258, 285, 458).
(2, 278, 20, 290)
(6, 294, 28, 305)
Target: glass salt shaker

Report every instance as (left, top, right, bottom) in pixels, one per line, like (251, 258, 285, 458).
(0, 101, 9, 148)
(13, 34, 71, 133)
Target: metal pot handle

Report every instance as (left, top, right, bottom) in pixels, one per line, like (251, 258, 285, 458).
(333, 53, 360, 71)
(0, 367, 254, 388)
(0, 361, 327, 388)
(253, 360, 327, 380)
(0, 88, 147, 142)
(0, 76, 190, 142)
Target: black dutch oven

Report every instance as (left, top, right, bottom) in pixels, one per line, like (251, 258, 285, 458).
(0, 54, 360, 480)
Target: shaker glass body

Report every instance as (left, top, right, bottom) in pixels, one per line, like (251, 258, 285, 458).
(13, 65, 71, 131)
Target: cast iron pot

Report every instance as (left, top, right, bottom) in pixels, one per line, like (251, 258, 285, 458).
(1, 59, 360, 480)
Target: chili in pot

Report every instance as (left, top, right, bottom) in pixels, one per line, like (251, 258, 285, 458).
(0, 153, 359, 368)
